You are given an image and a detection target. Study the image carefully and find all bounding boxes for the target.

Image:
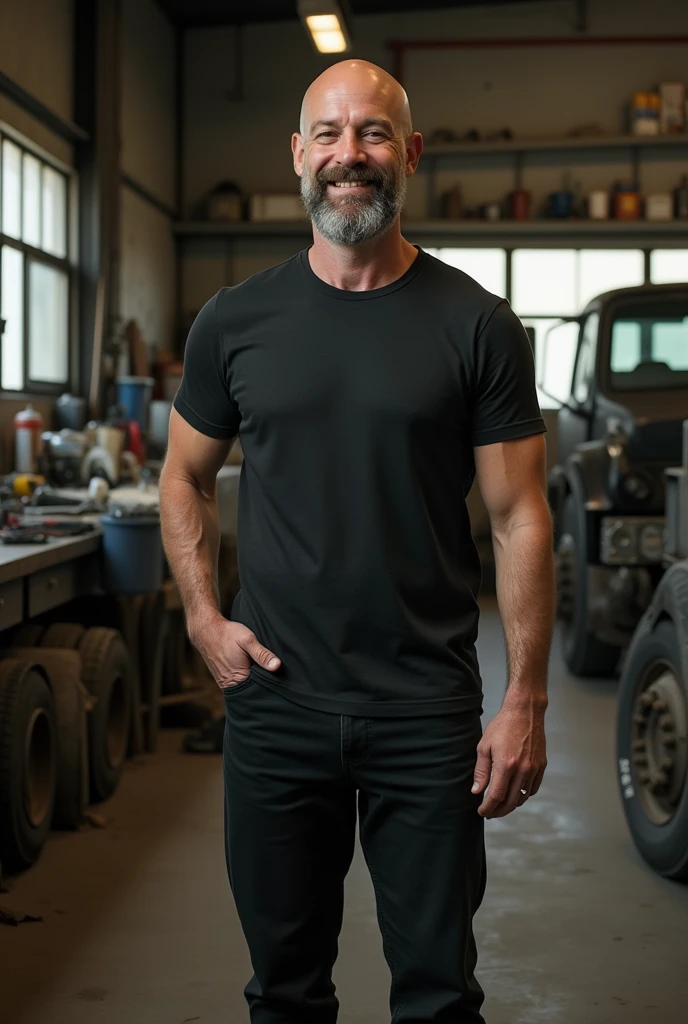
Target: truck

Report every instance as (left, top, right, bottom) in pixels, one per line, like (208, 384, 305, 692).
(615, 421, 688, 880)
(538, 282, 688, 677)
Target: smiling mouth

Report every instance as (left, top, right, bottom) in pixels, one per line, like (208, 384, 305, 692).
(327, 181, 374, 190)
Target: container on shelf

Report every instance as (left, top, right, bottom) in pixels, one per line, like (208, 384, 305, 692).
(645, 193, 673, 221)
(549, 189, 575, 218)
(659, 82, 686, 134)
(631, 92, 660, 136)
(14, 405, 44, 474)
(207, 181, 243, 222)
(115, 376, 155, 430)
(588, 190, 610, 220)
(508, 188, 531, 220)
(613, 184, 641, 221)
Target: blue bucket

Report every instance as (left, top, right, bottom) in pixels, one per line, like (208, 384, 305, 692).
(116, 376, 155, 429)
(100, 513, 163, 594)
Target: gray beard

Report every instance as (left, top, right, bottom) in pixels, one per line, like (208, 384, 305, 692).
(300, 171, 407, 246)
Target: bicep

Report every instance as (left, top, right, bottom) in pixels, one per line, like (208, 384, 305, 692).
(164, 408, 235, 495)
(474, 434, 548, 528)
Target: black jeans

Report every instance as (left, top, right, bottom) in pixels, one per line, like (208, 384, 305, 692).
(223, 674, 487, 1024)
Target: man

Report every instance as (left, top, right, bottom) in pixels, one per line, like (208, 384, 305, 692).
(160, 59, 553, 1024)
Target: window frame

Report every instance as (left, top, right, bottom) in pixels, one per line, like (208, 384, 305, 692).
(0, 122, 76, 397)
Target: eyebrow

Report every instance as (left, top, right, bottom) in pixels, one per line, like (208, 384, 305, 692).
(308, 117, 395, 135)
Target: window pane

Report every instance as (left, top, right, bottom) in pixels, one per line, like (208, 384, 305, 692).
(611, 323, 641, 371)
(538, 320, 579, 406)
(42, 167, 67, 258)
(1, 246, 24, 390)
(512, 250, 577, 316)
(433, 248, 506, 297)
(610, 301, 688, 390)
(650, 250, 688, 284)
(22, 153, 41, 248)
(519, 317, 561, 409)
(2, 140, 21, 239)
(29, 262, 69, 383)
(578, 250, 644, 309)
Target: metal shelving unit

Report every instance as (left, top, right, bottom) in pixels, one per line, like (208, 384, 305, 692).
(173, 133, 688, 248)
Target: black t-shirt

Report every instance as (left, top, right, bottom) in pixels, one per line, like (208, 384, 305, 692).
(174, 246, 545, 717)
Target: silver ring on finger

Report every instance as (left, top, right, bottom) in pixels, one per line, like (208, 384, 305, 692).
(520, 788, 528, 796)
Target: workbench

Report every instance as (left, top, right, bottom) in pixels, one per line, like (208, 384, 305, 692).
(0, 465, 241, 754)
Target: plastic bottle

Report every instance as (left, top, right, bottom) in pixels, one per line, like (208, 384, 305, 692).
(14, 404, 44, 473)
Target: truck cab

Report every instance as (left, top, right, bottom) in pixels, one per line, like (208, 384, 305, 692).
(539, 283, 688, 676)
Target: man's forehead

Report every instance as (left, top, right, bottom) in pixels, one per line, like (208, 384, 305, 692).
(307, 89, 399, 130)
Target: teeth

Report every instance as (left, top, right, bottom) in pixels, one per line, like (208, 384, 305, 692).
(333, 182, 369, 188)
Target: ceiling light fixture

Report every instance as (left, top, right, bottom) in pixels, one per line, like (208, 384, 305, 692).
(297, 0, 352, 54)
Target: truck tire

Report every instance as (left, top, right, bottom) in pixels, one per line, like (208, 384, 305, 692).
(40, 623, 86, 650)
(78, 628, 132, 802)
(4, 648, 88, 829)
(0, 659, 57, 871)
(617, 603, 688, 880)
(557, 494, 620, 677)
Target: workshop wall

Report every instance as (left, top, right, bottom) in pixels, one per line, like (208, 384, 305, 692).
(119, 0, 177, 359)
(181, 0, 688, 309)
(0, 0, 73, 165)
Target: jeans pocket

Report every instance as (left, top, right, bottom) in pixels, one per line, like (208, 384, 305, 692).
(221, 668, 255, 697)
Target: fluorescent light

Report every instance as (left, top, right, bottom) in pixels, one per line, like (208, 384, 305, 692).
(298, 0, 352, 54)
(312, 28, 348, 53)
(306, 14, 340, 32)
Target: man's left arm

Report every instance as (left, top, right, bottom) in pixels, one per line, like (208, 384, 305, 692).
(471, 432, 555, 818)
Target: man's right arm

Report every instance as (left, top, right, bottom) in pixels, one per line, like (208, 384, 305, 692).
(159, 409, 231, 640)
(159, 409, 281, 686)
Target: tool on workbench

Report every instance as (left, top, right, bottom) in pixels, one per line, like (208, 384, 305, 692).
(3, 473, 46, 497)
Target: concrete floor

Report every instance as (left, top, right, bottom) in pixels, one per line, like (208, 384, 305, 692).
(2, 598, 688, 1024)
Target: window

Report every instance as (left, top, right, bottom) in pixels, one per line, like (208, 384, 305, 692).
(578, 250, 644, 309)
(537, 320, 580, 406)
(610, 303, 688, 390)
(512, 250, 578, 317)
(650, 250, 688, 284)
(430, 248, 506, 296)
(573, 313, 599, 405)
(0, 129, 71, 392)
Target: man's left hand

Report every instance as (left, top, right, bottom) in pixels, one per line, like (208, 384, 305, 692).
(471, 699, 547, 818)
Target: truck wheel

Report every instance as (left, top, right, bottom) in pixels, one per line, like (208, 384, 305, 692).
(4, 648, 88, 829)
(40, 623, 87, 650)
(78, 628, 132, 803)
(0, 660, 57, 871)
(557, 494, 620, 677)
(617, 611, 688, 880)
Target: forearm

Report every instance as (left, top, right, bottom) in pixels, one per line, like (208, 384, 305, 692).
(492, 503, 555, 708)
(159, 467, 222, 639)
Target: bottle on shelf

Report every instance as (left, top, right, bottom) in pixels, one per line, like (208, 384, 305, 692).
(674, 174, 688, 220)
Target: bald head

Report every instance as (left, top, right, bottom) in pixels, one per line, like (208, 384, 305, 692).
(299, 59, 412, 140)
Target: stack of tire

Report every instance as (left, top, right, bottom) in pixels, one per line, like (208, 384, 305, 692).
(0, 623, 133, 873)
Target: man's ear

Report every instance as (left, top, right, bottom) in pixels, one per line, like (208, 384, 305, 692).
(292, 133, 305, 177)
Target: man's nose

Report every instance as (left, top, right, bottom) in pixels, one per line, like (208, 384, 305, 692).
(335, 129, 367, 167)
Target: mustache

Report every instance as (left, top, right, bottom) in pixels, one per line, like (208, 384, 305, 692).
(316, 167, 387, 186)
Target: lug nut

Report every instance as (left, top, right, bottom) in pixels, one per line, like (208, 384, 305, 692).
(659, 714, 674, 731)
(637, 769, 650, 784)
(660, 757, 674, 771)
(633, 714, 647, 726)
(633, 753, 649, 765)
(632, 739, 645, 751)
(653, 698, 668, 713)
(640, 692, 655, 709)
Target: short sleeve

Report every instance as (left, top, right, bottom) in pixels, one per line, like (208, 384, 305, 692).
(173, 292, 241, 439)
(471, 300, 546, 447)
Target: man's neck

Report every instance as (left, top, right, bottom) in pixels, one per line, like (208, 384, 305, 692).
(307, 223, 419, 291)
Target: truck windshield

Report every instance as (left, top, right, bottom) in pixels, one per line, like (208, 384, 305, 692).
(609, 302, 688, 391)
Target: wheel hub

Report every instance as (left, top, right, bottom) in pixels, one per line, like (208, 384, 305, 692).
(631, 662, 688, 824)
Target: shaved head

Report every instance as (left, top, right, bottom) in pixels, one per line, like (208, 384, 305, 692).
(293, 59, 421, 247)
(299, 59, 412, 140)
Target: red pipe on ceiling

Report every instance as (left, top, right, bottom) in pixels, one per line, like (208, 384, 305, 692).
(388, 36, 688, 86)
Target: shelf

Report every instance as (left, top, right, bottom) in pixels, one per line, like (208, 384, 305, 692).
(422, 132, 688, 158)
(174, 219, 688, 239)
